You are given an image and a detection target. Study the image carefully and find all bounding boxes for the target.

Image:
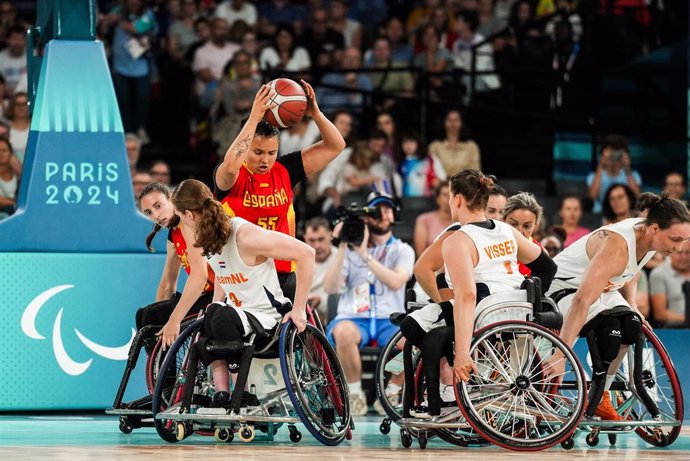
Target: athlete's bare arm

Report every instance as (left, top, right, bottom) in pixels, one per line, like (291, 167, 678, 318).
(298, 80, 346, 177)
(414, 229, 455, 302)
(156, 241, 182, 302)
(215, 85, 276, 191)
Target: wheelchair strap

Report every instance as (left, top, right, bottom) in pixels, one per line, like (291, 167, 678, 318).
(549, 288, 577, 305)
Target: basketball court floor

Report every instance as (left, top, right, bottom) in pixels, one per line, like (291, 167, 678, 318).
(1, 415, 688, 460)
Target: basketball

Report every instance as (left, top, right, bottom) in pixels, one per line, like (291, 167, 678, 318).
(263, 78, 308, 129)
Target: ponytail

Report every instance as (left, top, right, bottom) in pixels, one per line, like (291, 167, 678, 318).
(638, 192, 690, 229)
(449, 169, 496, 211)
(145, 214, 180, 252)
(194, 200, 231, 256)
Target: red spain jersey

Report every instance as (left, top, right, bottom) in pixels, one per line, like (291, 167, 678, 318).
(215, 152, 306, 273)
(168, 226, 215, 292)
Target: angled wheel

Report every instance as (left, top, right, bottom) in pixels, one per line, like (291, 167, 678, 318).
(630, 326, 684, 447)
(456, 321, 586, 451)
(374, 330, 407, 422)
(280, 321, 351, 446)
(151, 318, 208, 443)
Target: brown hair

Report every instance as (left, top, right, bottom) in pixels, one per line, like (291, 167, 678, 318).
(139, 182, 178, 252)
(172, 179, 231, 256)
(449, 169, 495, 211)
(637, 192, 690, 230)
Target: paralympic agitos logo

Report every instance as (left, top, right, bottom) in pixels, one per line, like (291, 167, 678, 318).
(21, 285, 135, 376)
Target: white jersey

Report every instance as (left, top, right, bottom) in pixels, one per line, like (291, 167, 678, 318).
(548, 218, 656, 323)
(549, 218, 655, 293)
(445, 220, 524, 293)
(206, 217, 286, 333)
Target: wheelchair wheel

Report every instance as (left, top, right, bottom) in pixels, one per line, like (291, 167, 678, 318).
(152, 318, 208, 443)
(456, 321, 586, 451)
(375, 330, 407, 422)
(280, 321, 351, 446)
(146, 317, 198, 394)
(630, 326, 684, 447)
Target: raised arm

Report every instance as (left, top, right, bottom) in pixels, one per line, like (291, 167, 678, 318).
(236, 224, 315, 332)
(298, 80, 346, 177)
(215, 85, 276, 191)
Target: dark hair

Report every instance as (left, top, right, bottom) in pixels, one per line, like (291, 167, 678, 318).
(273, 23, 297, 56)
(369, 128, 387, 141)
(637, 192, 690, 230)
(665, 171, 687, 187)
(433, 181, 449, 198)
(172, 179, 231, 256)
(305, 217, 330, 232)
(602, 183, 636, 222)
(449, 169, 495, 211)
(601, 134, 629, 153)
(559, 195, 582, 210)
(489, 184, 508, 199)
(240, 117, 280, 138)
(416, 24, 441, 48)
(139, 182, 177, 252)
(0, 136, 14, 154)
(457, 9, 479, 32)
(7, 25, 25, 38)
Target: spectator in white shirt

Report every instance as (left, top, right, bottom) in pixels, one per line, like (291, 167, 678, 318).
(259, 23, 311, 73)
(192, 18, 240, 106)
(0, 25, 26, 95)
(215, 0, 257, 28)
(304, 217, 339, 322)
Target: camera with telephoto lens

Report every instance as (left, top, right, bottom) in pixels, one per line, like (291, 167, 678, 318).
(336, 204, 382, 246)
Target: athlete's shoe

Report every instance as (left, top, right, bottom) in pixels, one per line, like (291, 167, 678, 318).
(594, 391, 623, 421)
(349, 392, 368, 416)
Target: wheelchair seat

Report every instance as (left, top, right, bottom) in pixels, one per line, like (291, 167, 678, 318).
(473, 289, 532, 331)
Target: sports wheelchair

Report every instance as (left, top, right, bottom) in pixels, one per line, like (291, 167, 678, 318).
(106, 314, 198, 434)
(562, 324, 684, 449)
(377, 278, 588, 451)
(151, 305, 353, 445)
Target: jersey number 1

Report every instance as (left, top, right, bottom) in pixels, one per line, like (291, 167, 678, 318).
(503, 261, 514, 275)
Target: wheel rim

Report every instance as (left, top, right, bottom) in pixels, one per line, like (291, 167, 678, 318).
(457, 321, 586, 450)
(283, 323, 350, 443)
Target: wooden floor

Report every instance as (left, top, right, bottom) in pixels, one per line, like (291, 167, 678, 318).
(1, 416, 689, 460)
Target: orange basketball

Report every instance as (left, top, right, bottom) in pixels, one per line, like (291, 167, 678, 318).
(263, 78, 308, 129)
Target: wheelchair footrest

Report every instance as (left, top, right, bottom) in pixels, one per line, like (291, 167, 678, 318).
(155, 409, 300, 425)
(578, 418, 681, 429)
(398, 415, 471, 430)
(105, 408, 153, 416)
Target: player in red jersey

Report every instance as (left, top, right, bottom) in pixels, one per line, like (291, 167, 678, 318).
(214, 82, 345, 300)
(138, 182, 215, 350)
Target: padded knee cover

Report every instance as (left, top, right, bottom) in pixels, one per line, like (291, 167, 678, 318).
(619, 313, 642, 345)
(585, 316, 623, 416)
(400, 316, 427, 348)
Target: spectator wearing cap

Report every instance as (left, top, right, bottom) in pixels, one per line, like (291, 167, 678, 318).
(324, 191, 415, 416)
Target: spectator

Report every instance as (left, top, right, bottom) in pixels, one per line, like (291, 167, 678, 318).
(167, 0, 200, 61)
(663, 172, 687, 202)
(366, 36, 415, 111)
(324, 191, 415, 415)
(303, 217, 339, 322)
(239, 30, 261, 75)
(259, 23, 311, 73)
(132, 169, 153, 200)
(183, 18, 211, 63)
(587, 134, 641, 213)
(328, 0, 362, 50)
(318, 111, 355, 213)
(258, 0, 307, 38)
(428, 109, 481, 180)
(602, 183, 636, 225)
(104, 0, 157, 139)
(477, 0, 508, 38)
(540, 226, 566, 258)
(279, 117, 320, 157)
(0, 137, 18, 220)
(7, 92, 29, 162)
(299, 7, 345, 72)
(215, 0, 257, 28)
(486, 183, 509, 219)
(365, 16, 413, 65)
(212, 49, 262, 151)
(398, 132, 439, 198)
(650, 246, 690, 327)
(413, 182, 454, 256)
(414, 24, 453, 100)
(558, 195, 590, 248)
(149, 159, 172, 186)
(125, 132, 143, 172)
(375, 111, 399, 168)
(0, 25, 26, 95)
(192, 18, 240, 107)
(452, 9, 500, 93)
(319, 47, 373, 115)
(544, 0, 582, 43)
(336, 141, 387, 197)
(406, 0, 443, 35)
(429, 6, 457, 50)
(0, 74, 7, 118)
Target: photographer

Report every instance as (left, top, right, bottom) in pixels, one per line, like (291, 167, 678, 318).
(324, 191, 415, 416)
(587, 134, 641, 213)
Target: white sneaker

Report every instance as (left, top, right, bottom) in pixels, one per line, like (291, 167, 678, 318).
(440, 384, 456, 403)
(409, 405, 432, 420)
(349, 392, 368, 416)
(373, 390, 400, 416)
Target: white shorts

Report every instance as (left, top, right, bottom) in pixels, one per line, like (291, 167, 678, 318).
(555, 290, 632, 326)
(406, 302, 447, 333)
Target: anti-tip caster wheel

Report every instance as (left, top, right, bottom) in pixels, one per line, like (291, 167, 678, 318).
(238, 425, 255, 443)
(400, 429, 413, 448)
(289, 425, 302, 443)
(214, 428, 233, 443)
(118, 418, 133, 434)
(379, 418, 391, 435)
